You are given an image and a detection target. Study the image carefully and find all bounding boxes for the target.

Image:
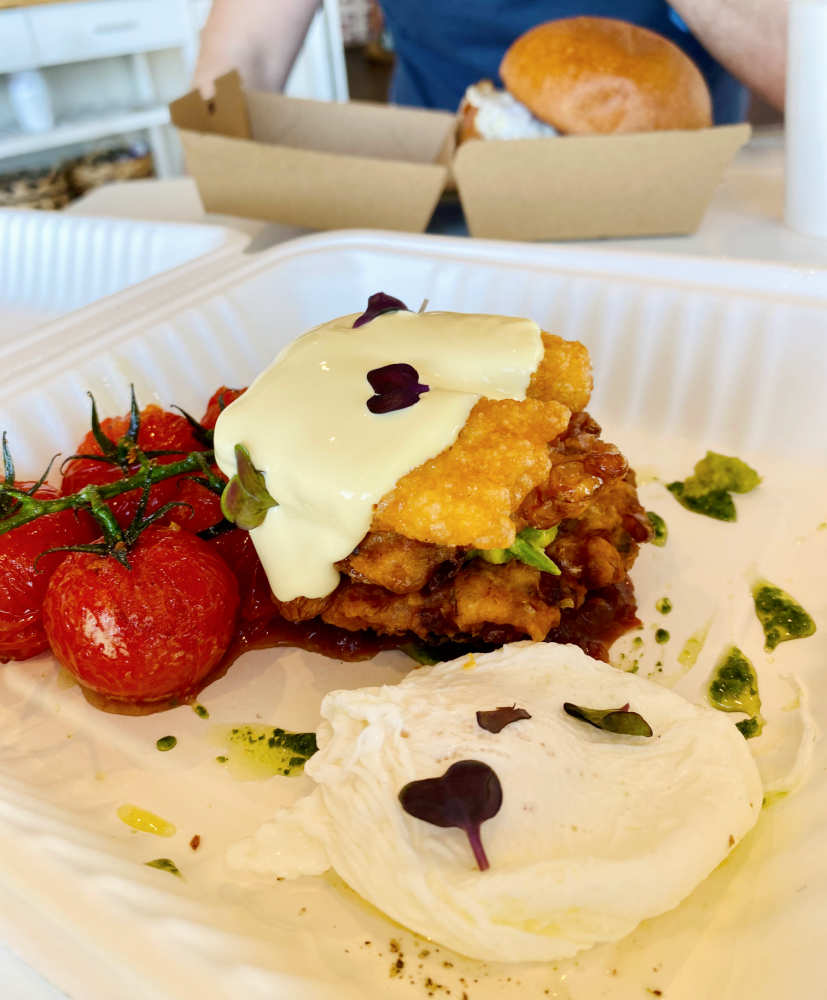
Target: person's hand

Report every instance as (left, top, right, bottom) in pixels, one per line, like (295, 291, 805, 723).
(194, 0, 322, 99)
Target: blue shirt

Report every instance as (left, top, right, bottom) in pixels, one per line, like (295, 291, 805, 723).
(382, 1, 748, 126)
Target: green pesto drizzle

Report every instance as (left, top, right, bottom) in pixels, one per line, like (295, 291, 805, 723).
(667, 452, 760, 522)
(156, 736, 177, 752)
(736, 718, 761, 739)
(144, 858, 184, 879)
(752, 581, 816, 652)
(656, 597, 672, 615)
(646, 512, 668, 546)
(708, 646, 764, 739)
(655, 629, 670, 644)
(209, 724, 318, 780)
(193, 704, 210, 719)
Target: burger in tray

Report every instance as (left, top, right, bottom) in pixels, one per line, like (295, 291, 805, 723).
(458, 16, 713, 143)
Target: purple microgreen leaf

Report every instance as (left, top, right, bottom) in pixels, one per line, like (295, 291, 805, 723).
(476, 705, 532, 734)
(353, 292, 409, 328)
(220, 443, 278, 530)
(367, 363, 421, 394)
(399, 759, 502, 872)
(367, 389, 427, 414)
(366, 363, 429, 415)
(563, 702, 653, 737)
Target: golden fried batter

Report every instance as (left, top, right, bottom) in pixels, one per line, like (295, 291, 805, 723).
(275, 411, 652, 651)
(517, 411, 629, 527)
(527, 333, 593, 413)
(372, 397, 570, 550)
(320, 559, 561, 643)
(454, 559, 561, 642)
(335, 531, 460, 595)
(320, 580, 427, 635)
(273, 594, 333, 622)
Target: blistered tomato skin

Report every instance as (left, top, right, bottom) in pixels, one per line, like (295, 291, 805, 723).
(61, 405, 222, 532)
(200, 387, 247, 431)
(42, 525, 240, 702)
(0, 483, 96, 663)
(208, 527, 273, 628)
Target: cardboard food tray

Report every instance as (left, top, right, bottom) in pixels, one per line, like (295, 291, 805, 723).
(170, 72, 749, 241)
(1, 229, 827, 1000)
(170, 72, 455, 233)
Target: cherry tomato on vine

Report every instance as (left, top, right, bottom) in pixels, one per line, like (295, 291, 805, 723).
(208, 527, 273, 630)
(42, 524, 240, 702)
(0, 482, 96, 662)
(61, 404, 223, 532)
(201, 387, 247, 431)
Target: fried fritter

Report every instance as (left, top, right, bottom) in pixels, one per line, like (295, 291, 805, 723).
(335, 531, 462, 595)
(274, 594, 333, 622)
(527, 333, 593, 412)
(372, 397, 570, 550)
(318, 559, 560, 644)
(273, 404, 650, 656)
(517, 411, 630, 526)
(453, 558, 561, 641)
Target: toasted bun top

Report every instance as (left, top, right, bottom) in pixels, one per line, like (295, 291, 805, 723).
(500, 17, 712, 134)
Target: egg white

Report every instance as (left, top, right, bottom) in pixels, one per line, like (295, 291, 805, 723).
(228, 642, 762, 962)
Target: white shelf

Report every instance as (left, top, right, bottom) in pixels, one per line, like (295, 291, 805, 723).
(0, 105, 170, 159)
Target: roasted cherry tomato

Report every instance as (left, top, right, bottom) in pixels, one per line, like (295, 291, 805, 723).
(42, 524, 240, 702)
(61, 404, 222, 532)
(200, 387, 247, 431)
(208, 527, 273, 630)
(0, 483, 96, 662)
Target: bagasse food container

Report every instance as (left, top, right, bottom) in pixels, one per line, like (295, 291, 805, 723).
(170, 71, 749, 241)
(0, 208, 248, 344)
(1, 230, 827, 1000)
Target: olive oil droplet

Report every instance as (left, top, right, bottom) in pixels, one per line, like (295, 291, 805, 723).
(207, 724, 317, 781)
(117, 804, 176, 837)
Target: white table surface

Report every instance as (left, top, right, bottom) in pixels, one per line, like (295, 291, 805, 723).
(9, 127, 827, 1000)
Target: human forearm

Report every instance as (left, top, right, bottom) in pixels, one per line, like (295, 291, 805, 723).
(670, 0, 787, 110)
(194, 0, 321, 97)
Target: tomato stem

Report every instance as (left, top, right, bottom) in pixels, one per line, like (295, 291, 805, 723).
(0, 450, 214, 538)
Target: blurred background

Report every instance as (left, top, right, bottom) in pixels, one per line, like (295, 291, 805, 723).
(0, 0, 782, 211)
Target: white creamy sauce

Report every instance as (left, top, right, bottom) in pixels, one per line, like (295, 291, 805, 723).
(227, 642, 763, 963)
(466, 83, 558, 141)
(213, 309, 543, 601)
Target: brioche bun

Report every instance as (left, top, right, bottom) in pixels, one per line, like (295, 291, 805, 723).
(500, 17, 712, 135)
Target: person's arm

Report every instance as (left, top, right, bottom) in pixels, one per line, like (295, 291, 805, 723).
(194, 0, 321, 98)
(669, 0, 787, 110)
